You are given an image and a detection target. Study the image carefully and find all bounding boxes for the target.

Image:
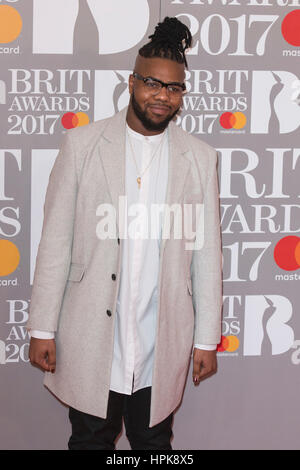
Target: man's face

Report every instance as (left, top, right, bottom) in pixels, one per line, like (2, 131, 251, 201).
(128, 56, 185, 132)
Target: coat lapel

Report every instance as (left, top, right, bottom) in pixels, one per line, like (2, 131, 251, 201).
(98, 108, 127, 234)
(98, 108, 191, 249)
(160, 121, 191, 256)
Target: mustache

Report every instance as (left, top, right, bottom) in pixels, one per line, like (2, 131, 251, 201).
(147, 103, 172, 109)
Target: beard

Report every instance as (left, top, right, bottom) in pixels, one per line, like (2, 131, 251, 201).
(131, 91, 180, 132)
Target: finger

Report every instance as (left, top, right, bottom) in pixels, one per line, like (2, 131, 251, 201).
(32, 350, 51, 372)
(199, 369, 211, 381)
(41, 357, 52, 372)
(193, 361, 201, 375)
(193, 360, 202, 385)
(193, 376, 200, 386)
(47, 348, 56, 374)
(31, 356, 49, 372)
(199, 363, 217, 381)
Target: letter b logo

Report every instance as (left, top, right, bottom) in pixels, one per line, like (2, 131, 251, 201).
(243, 295, 294, 356)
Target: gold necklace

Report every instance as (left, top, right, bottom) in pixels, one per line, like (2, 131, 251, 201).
(127, 129, 165, 189)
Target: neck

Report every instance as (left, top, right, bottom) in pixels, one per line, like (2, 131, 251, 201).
(126, 104, 166, 137)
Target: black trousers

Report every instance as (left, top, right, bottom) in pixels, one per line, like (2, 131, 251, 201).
(68, 387, 173, 450)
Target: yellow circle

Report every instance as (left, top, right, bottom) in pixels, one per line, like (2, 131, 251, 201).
(232, 112, 247, 130)
(0, 5, 22, 44)
(0, 240, 20, 276)
(226, 335, 239, 352)
(75, 112, 89, 127)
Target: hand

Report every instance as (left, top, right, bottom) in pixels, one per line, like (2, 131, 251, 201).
(29, 338, 56, 373)
(192, 349, 217, 386)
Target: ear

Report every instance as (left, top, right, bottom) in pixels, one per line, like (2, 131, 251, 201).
(128, 74, 134, 95)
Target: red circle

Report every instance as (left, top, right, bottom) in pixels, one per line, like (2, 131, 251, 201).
(281, 10, 300, 47)
(274, 236, 300, 271)
(217, 336, 229, 352)
(61, 112, 77, 129)
(220, 112, 234, 129)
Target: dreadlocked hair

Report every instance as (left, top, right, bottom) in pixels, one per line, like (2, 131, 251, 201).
(139, 17, 192, 68)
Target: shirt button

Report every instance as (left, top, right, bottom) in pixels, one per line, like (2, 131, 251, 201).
(117, 237, 120, 245)
(106, 309, 112, 317)
(111, 274, 116, 281)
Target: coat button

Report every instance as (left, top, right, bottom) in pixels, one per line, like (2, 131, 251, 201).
(111, 273, 116, 280)
(106, 309, 112, 317)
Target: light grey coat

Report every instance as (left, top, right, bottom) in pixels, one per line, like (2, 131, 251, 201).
(27, 107, 222, 427)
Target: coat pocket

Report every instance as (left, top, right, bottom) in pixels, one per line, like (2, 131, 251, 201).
(187, 277, 193, 296)
(67, 263, 85, 282)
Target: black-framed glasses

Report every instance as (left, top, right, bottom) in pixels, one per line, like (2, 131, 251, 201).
(133, 72, 186, 96)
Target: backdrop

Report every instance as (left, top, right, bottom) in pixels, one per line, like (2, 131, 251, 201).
(0, 0, 300, 450)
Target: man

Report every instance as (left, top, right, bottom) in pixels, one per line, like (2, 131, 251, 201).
(27, 17, 222, 450)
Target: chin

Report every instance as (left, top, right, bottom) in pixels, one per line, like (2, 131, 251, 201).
(144, 114, 171, 130)
(144, 119, 168, 132)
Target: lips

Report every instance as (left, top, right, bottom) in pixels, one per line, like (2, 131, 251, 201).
(148, 105, 170, 116)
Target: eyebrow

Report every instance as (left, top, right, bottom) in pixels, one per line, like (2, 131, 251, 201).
(133, 71, 186, 91)
(146, 76, 185, 87)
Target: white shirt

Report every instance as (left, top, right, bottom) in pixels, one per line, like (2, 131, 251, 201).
(30, 123, 216, 394)
(110, 124, 168, 394)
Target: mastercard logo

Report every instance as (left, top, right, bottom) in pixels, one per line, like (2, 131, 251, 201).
(61, 112, 90, 129)
(217, 335, 239, 353)
(274, 236, 300, 271)
(220, 112, 246, 130)
(282, 10, 300, 47)
(0, 5, 22, 43)
(0, 240, 20, 276)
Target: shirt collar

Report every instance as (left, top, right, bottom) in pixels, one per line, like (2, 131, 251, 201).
(126, 122, 167, 143)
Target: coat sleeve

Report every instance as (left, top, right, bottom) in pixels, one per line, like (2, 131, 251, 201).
(191, 149, 223, 345)
(26, 130, 78, 332)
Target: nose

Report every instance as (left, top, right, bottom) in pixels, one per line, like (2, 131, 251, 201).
(154, 85, 169, 101)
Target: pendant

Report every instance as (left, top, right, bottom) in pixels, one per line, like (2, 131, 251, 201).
(137, 176, 141, 189)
